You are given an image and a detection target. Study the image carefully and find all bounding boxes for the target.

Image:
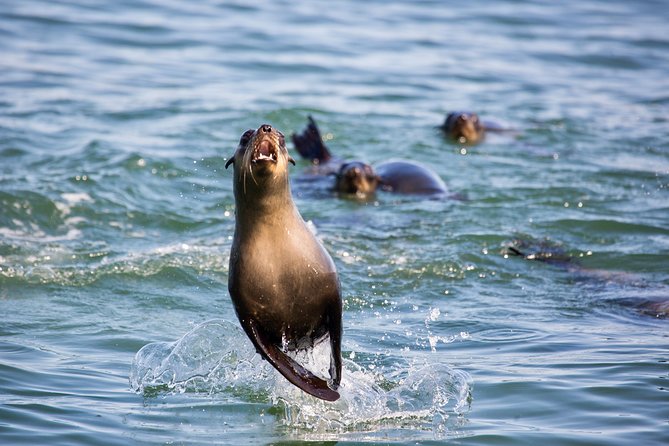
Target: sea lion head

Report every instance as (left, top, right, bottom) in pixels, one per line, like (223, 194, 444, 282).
(225, 124, 296, 194)
(334, 161, 380, 197)
(443, 112, 484, 144)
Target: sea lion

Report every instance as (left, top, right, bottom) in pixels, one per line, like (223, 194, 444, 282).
(333, 161, 379, 196)
(292, 116, 448, 198)
(440, 111, 507, 144)
(225, 124, 343, 401)
(503, 237, 668, 318)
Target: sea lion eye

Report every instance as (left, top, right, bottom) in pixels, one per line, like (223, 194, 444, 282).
(278, 133, 285, 147)
(239, 129, 254, 147)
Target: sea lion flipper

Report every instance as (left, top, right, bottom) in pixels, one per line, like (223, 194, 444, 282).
(247, 319, 341, 401)
(291, 116, 332, 163)
(506, 246, 525, 257)
(327, 303, 343, 389)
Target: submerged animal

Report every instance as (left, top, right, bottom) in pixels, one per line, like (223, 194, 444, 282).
(292, 116, 448, 198)
(225, 124, 343, 401)
(504, 237, 669, 319)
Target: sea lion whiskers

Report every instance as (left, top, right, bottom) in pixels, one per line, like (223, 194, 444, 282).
(246, 161, 259, 189)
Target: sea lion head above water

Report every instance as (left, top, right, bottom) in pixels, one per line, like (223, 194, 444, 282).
(225, 124, 295, 193)
(334, 161, 380, 197)
(442, 111, 484, 144)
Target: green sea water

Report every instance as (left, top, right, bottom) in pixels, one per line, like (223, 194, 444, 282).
(1, 0, 668, 444)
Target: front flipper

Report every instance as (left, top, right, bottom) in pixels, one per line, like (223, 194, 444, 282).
(327, 302, 343, 390)
(246, 319, 340, 402)
(291, 116, 333, 163)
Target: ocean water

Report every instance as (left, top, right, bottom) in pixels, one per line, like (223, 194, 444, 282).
(1, 0, 668, 444)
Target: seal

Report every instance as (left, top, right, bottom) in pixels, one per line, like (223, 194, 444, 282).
(504, 237, 669, 318)
(440, 111, 485, 144)
(225, 124, 343, 401)
(292, 116, 448, 198)
(440, 111, 508, 144)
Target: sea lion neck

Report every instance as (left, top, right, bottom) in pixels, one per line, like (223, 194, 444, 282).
(234, 184, 297, 225)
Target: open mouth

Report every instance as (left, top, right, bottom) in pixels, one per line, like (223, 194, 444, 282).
(252, 139, 278, 163)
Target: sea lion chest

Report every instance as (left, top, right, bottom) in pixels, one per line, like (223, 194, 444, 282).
(229, 214, 338, 346)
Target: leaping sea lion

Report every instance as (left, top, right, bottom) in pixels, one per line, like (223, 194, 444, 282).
(225, 124, 343, 401)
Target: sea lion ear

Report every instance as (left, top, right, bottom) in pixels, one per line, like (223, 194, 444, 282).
(288, 156, 296, 166)
(225, 156, 234, 169)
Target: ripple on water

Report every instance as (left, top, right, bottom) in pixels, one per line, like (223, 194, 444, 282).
(474, 326, 547, 343)
(130, 319, 472, 439)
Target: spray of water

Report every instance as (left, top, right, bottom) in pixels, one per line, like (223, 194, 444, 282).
(130, 319, 472, 439)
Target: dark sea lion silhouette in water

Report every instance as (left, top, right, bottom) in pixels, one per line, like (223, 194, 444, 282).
(440, 111, 508, 144)
(292, 116, 448, 198)
(225, 124, 343, 401)
(504, 237, 669, 319)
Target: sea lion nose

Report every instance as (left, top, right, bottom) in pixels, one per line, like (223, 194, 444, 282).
(261, 124, 272, 133)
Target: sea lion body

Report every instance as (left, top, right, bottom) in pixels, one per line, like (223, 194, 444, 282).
(375, 160, 448, 195)
(292, 117, 447, 198)
(226, 124, 342, 401)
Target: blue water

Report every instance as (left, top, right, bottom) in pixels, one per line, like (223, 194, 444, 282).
(1, 0, 668, 444)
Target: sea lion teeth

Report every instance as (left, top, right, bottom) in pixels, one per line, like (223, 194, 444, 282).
(252, 139, 278, 163)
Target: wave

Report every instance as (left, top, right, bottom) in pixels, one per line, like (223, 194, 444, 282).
(0, 238, 229, 287)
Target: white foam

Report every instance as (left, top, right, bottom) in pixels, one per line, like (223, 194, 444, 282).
(61, 192, 93, 204)
(130, 319, 472, 439)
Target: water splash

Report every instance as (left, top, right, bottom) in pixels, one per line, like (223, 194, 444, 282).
(130, 319, 472, 439)
(129, 320, 268, 397)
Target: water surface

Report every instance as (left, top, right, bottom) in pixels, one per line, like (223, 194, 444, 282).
(1, 0, 668, 444)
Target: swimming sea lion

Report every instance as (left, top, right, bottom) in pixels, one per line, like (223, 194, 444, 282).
(503, 237, 668, 318)
(440, 111, 509, 144)
(333, 161, 379, 195)
(440, 111, 485, 144)
(225, 124, 343, 401)
(292, 116, 448, 198)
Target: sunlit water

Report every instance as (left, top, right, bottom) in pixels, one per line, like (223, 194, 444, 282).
(1, 0, 668, 445)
